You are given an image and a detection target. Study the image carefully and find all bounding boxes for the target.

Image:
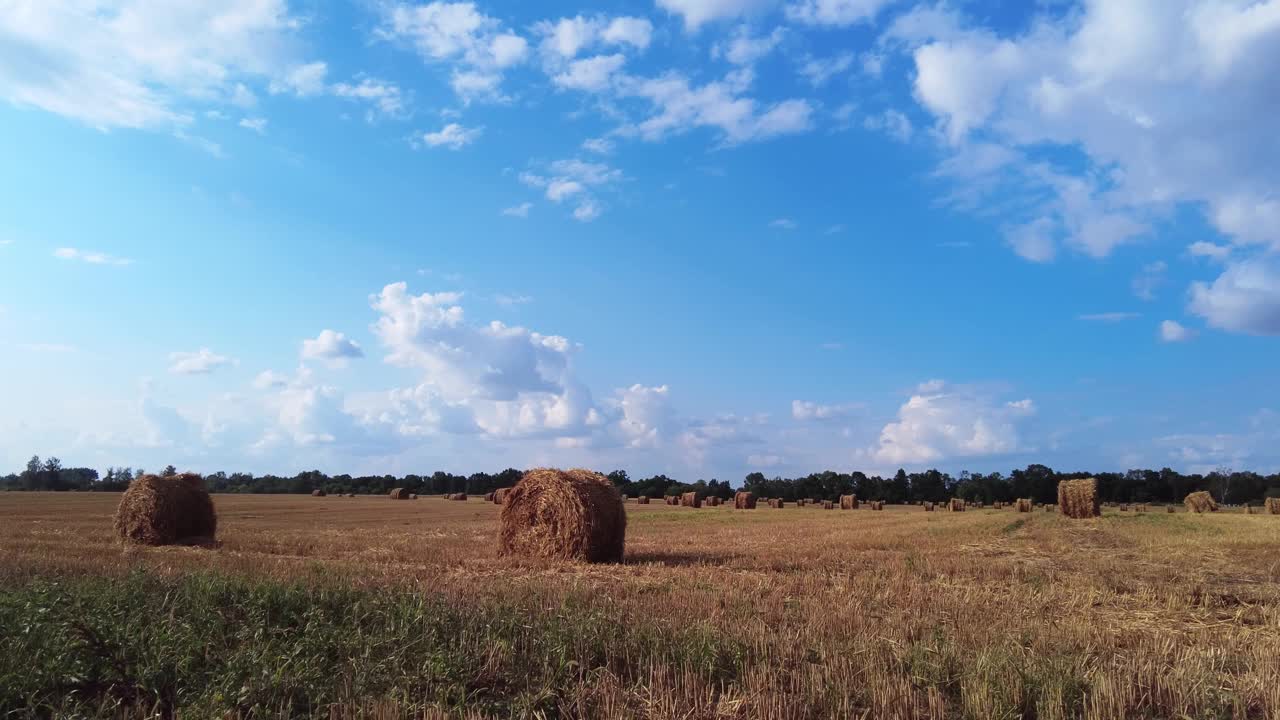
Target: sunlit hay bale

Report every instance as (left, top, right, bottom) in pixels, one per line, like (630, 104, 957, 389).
(1044, 504, 1055, 512)
(992, 501, 1002, 509)
(485, 491, 496, 502)
(312, 489, 327, 497)
(865, 500, 884, 511)
(707, 496, 721, 506)
(499, 468, 625, 563)
(1266, 497, 1280, 515)
(114, 473, 217, 546)
(1136, 503, 1148, 513)
(449, 493, 467, 501)
(494, 488, 511, 505)
(636, 496, 650, 505)
(390, 488, 410, 500)
(924, 502, 935, 511)
(680, 491, 702, 508)
(734, 491, 757, 509)
(839, 494, 858, 510)
(1246, 504, 1258, 514)
(1016, 498, 1032, 513)
(948, 498, 965, 512)
(767, 498, 783, 509)
(1167, 504, 1176, 513)
(1184, 491, 1219, 513)
(1055, 478, 1100, 519)
(822, 500, 834, 510)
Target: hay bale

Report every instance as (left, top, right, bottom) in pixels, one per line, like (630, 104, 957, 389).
(706, 496, 721, 507)
(390, 488, 410, 500)
(681, 491, 702, 508)
(1184, 491, 1218, 513)
(1056, 478, 1100, 519)
(993, 501, 1002, 509)
(734, 491, 757, 509)
(1016, 498, 1032, 513)
(636, 496, 650, 505)
(767, 498, 784, 509)
(1246, 504, 1257, 514)
(484, 491, 496, 502)
(498, 468, 625, 563)
(312, 489, 327, 497)
(1044, 504, 1055, 512)
(449, 493, 467, 501)
(1264, 497, 1280, 515)
(114, 473, 217, 546)
(924, 502, 935, 511)
(839, 494, 858, 510)
(494, 488, 512, 504)
(410, 493, 419, 500)
(1167, 504, 1176, 513)
(949, 498, 965, 512)
(822, 500, 834, 510)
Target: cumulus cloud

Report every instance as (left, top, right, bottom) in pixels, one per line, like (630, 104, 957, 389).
(301, 330, 364, 365)
(421, 123, 482, 149)
(1188, 241, 1231, 262)
(534, 15, 653, 58)
(655, 0, 779, 30)
(792, 400, 861, 421)
(798, 52, 854, 86)
(238, 117, 268, 134)
(617, 71, 813, 145)
(1188, 258, 1280, 336)
(870, 381, 1035, 464)
(552, 53, 628, 92)
(786, 0, 897, 26)
(501, 202, 532, 218)
(1159, 320, 1197, 343)
(714, 25, 785, 65)
(330, 77, 406, 119)
(169, 348, 237, 375)
(517, 158, 621, 221)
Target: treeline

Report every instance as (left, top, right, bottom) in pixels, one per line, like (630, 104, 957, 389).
(5, 456, 1280, 505)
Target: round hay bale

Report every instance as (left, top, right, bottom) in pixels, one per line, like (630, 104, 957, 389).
(312, 489, 327, 497)
(923, 502, 935, 511)
(635, 495, 650, 505)
(499, 468, 625, 563)
(839, 494, 858, 510)
(1167, 504, 1176, 513)
(114, 473, 217, 546)
(494, 488, 512, 504)
(1267, 497, 1280, 515)
(484, 491, 496, 502)
(1015, 498, 1033, 512)
(450, 493, 467, 501)
(409, 493, 419, 500)
(822, 500, 834, 510)
(734, 491, 757, 509)
(680, 491, 702, 508)
(949, 498, 965, 512)
(389, 488, 410, 499)
(1184, 491, 1218, 513)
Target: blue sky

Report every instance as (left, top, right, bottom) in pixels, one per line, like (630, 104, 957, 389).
(1, 0, 1278, 479)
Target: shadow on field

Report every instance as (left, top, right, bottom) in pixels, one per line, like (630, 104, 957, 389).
(624, 549, 738, 567)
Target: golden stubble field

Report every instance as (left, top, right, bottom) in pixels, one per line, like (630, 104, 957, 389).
(4, 492, 1280, 719)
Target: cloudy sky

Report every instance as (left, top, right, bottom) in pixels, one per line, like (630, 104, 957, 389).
(1, 0, 1278, 479)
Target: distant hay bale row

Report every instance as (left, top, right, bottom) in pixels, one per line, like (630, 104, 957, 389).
(1016, 498, 1032, 513)
(498, 468, 625, 564)
(1184, 491, 1219, 514)
(734, 491, 757, 509)
(114, 473, 217, 546)
(1267, 497, 1280, 515)
(948, 498, 965, 512)
(681, 491, 702, 508)
(1057, 478, 1100, 519)
(840, 494, 858, 510)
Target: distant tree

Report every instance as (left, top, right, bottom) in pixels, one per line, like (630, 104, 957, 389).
(161, 465, 178, 477)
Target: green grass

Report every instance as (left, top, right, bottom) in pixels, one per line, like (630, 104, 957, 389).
(0, 570, 747, 718)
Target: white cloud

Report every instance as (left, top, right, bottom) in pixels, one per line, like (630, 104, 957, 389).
(862, 108, 912, 142)
(619, 71, 813, 145)
(798, 52, 854, 86)
(655, 0, 779, 30)
(301, 330, 364, 365)
(501, 202, 533, 218)
(0, 0, 310, 130)
(786, 0, 897, 26)
(601, 17, 654, 49)
(421, 123, 482, 149)
(331, 77, 405, 118)
(573, 199, 602, 222)
(1159, 320, 1197, 343)
(1188, 241, 1231, 262)
(252, 370, 290, 390)
(614, 384, 675, 448)
(518, 158, 621, 221)
(581, 137, 615, 154)
(169, 348, 236, 375)
(546, 179, 585, 202)
(792, 400, 861, 421)
(1132, 260, 1167, 301)
(770, 218, 797, 230)
(53, 247, 134, 266)
(1003, 218, 1056, 263)
(535, 15, 653, 59)
(871, 381, 1035, 464)
(238, 117, 268, 134)
(893, 0, 1280, 267)
(553, 54, 628, 92)
(494, 293, 532, 306)
(1188, 258, 1280, 336)
(714, 26, 785, 65)
(270, 62, 329, 98)
(380, 2, 528, 102)
(1078, 312, 1140, 323)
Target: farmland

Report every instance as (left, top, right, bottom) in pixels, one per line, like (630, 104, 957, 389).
(3, 493, 1280, 719)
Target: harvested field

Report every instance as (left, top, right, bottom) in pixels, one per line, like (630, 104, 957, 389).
(3, 492, 1280, 719)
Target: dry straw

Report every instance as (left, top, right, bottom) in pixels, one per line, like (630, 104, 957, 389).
(494, 488, 511, 504)
(498, 468, 625, 563)
(1057, 478, 1100, 519)
(390, 488, 410, 500)
(734, 491, 757, 509)
(1266, 497, 1280, 515)
(840, 494, 858, 510)
(114, 473, 217, 546)
(1016, 498, 1032, 512)
(924, 502, 935, 511)
(681, 491, 702, 508)
(484, 491, 496, 502)
(822, 500, 834, 510)
(949, 498, 965, 512)
(1184, 491, 1219, 513)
